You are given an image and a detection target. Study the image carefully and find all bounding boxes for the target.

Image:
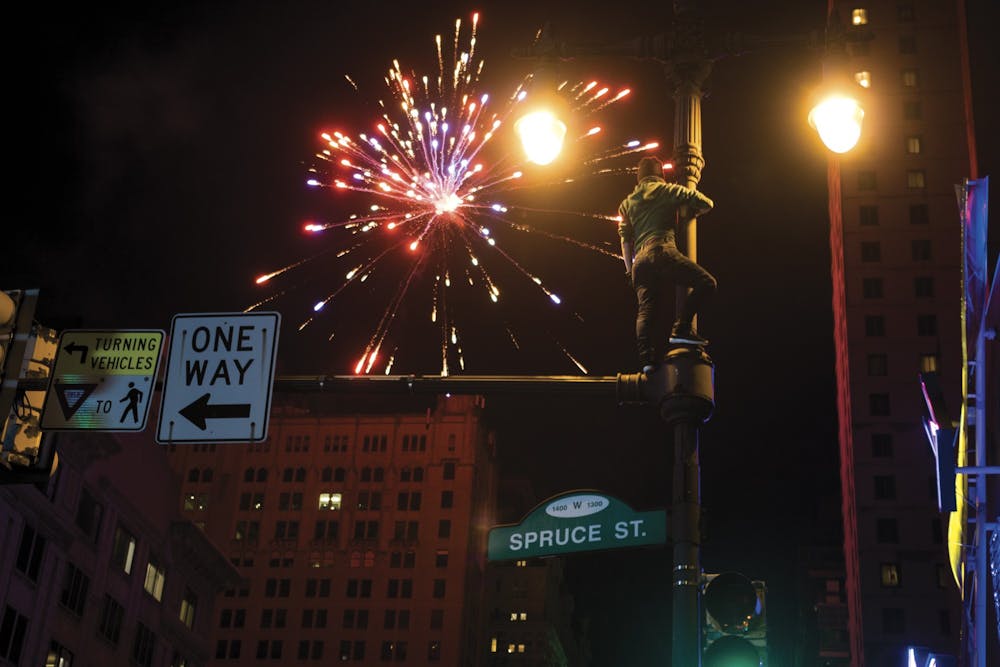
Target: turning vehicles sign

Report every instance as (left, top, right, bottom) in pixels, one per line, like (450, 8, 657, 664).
(40, 330, 164, 431)
(156, 312, 280, 444)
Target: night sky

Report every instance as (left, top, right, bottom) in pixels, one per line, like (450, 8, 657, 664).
(9, 1, 999, 664)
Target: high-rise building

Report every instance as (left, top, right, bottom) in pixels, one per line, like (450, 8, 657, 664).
(826, 1, 976, 665)
(165, 393, 498, 665)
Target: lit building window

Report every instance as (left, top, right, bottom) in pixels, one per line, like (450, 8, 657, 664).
(852, 8, 868, 25)
(906, 136, 922, 154)
(854, 71, 871, 88)
(184, 493, 208, 511)
(318, 493, 342, 511)
(144, 561, 166, 601)
(179, 590, 197, 629)
(515, 560, 527, 567)
(881, 563, 901, 587)
(112, 525, 137, 575)
(902, 69, 919, 87)
(490, 638, 497, 653)
(920, 354, 938, 373)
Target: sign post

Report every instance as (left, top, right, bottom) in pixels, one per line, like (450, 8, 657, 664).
(156, 312, 280, 444)
(40, 330, 164, 431)
(487, 490, 667, 561)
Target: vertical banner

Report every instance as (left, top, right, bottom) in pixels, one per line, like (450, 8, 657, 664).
(962, 177, 990, 342)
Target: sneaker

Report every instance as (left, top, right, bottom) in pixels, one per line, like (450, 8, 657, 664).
(669, 323, 709, 346)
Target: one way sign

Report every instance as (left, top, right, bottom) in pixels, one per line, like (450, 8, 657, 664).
(156, 312, 280, 444)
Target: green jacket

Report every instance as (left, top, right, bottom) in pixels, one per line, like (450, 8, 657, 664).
(618, 176, 714, 252)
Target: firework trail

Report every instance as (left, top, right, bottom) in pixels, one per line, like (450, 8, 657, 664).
(250, 13, 654, 375)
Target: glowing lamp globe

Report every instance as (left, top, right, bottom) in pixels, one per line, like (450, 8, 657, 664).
(515, 110, 567, 165)
(809, 96, 864, 154)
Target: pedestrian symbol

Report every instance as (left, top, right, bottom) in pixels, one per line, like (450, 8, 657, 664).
(119, 382, 144, 424)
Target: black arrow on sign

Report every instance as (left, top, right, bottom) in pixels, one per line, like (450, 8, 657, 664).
(64, 341, 89, 364)
(179, 393, 251, 430)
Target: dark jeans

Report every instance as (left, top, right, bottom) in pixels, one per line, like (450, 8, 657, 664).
(632, 240, 717, 364)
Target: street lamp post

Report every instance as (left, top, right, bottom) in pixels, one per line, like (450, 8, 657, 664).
(514, 3, 864, 665)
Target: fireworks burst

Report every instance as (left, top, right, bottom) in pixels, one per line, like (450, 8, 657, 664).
(250, 13, 656, 375)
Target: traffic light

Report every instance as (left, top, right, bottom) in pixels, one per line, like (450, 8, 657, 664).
(703, 572, 767, 667)
(1, 288, 58, 484)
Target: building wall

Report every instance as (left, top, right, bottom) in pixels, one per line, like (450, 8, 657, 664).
(164, 393, 497, 666)
(828, 1, 972, 665)
(482, 479, 588, 667)
(0, 430, 238, 667)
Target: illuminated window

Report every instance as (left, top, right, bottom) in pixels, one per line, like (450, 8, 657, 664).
(144, 561, 166, 601)
(851, 8, 868, 25)
(515, 560, 527, 567)
(507, 644, 516, 654)
(184, 493, 208, 511)
(112, 525, 137, 575)
(902, 69, 918, 87)
(906, 136, 922, 154)
(881, 563, 901, 586)
(490, 638, 497, 653)
(854, 71, 871, 88)
(907, 170, 925, 189)
(46, 642, 74, 667)
(920, 354, 938, 373)
(179, 590, 197, 629)
(318, 493, 342, 511)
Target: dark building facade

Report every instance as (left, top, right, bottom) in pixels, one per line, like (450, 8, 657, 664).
(0, 430, 239, 667)
(826, 1, 976, 665)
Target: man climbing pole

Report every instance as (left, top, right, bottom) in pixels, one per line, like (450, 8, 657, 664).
(618, 156, 717, 373)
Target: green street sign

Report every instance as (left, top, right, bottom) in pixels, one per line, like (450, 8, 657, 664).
(488, 490, 667, 561)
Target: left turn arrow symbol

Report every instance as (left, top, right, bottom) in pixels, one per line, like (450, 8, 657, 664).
(63, 342, 89, 364)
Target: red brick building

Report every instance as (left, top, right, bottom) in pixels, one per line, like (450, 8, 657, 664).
(165, 393, 498, 665)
